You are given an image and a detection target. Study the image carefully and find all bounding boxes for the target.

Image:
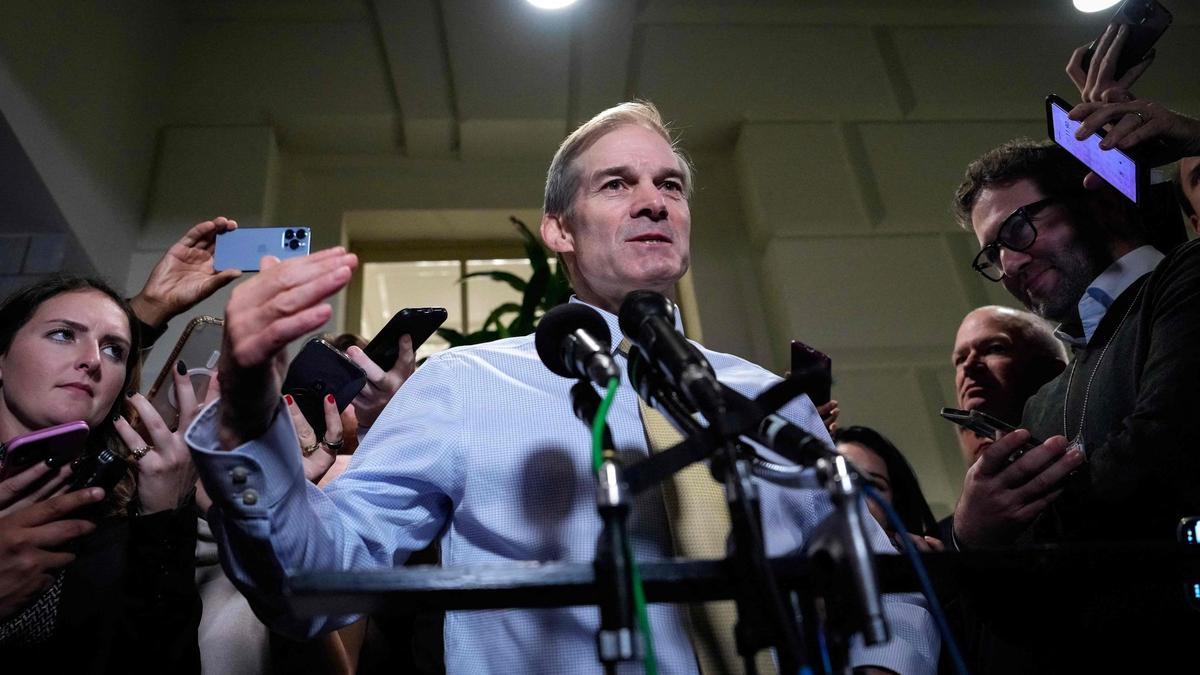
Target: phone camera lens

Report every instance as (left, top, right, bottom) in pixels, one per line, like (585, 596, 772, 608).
(314, 381, 326, 392)
(288, 239, 301, 250)
(296, 229, 307, 239)
(284, 229, 295, 239)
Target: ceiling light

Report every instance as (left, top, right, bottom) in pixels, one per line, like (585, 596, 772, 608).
(527, 0, 579, 9)
(1073, 0, 1121, 12)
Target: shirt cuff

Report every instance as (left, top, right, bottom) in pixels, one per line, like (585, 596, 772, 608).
(185, 397, 305, 517)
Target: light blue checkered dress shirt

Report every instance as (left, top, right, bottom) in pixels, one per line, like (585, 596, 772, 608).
(187, 301, 938, 674)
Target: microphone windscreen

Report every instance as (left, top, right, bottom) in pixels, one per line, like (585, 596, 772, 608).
(535, 303, 612, 378)
(618, 290, 674, 339)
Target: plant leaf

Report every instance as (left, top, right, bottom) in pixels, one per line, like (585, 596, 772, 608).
(482, 302, 522, 331)
(462, 330, 501, 345)
(542, 269, 573, 310)
(460, 270, 527, 293)
(511, 265, 549, 336)
(436, 327, 467, 346)
(512, 216, 549, 277)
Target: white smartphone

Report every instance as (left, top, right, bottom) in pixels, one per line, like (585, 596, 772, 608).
(1046, 94, 1144, 203)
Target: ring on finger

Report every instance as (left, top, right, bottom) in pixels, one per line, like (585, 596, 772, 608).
(129, 445, 153, 461)
(321, 436, 345, 453)
(301, 442, 320, 457)
(1131, 110, 1148, 126)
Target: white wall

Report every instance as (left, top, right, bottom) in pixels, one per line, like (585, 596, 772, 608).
(0, 0, 180, 285)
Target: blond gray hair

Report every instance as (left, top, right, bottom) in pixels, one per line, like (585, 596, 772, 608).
(543, 100, 694, 219)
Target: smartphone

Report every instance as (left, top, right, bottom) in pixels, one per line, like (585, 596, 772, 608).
(940, 407, 1044, 464)
(0, 420, 90, 481)
(364, 307, 448, 371)
(1047, 93, 1144, 203)
(282, 338, 367, 439)
(1079, 0, 1172, 81)
(213, 227, 311, 272)
(146, 316, 224, 430)
(789, 340, 832, 406)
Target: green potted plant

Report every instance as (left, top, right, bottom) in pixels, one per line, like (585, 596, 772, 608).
(436, 216, 573, 347)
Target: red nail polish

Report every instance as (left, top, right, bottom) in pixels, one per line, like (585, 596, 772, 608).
(284, 394, 294, 405)
(325, 394, 335, 404)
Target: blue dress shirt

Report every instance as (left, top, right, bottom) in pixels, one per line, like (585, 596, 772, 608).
(187, 301, 938, 674)
(1061, 244, 1165, 347)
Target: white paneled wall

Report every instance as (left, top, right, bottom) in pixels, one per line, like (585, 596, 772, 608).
(7, 1, 1200, 517)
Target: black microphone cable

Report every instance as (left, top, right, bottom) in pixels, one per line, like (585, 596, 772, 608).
(862, 484, 969, 675)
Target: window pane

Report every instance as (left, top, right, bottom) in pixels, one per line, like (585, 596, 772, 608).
(464, 258, 534, 333)
(360, 261, 461, 360)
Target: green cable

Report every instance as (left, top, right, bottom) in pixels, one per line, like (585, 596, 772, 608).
(627, 543, 657, 674)
(591, 378, 657, 674)
(591, 378, 619, 474)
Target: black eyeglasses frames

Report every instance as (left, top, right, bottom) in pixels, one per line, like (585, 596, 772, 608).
(970, 196, 1057, 282)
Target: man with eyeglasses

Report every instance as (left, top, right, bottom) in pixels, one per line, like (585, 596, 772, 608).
(950, 131, 1200, 550)
(946, 123, 1200, 669)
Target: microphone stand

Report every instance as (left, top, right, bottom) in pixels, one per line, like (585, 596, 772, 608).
(709, 377, 892, 669)
(628, 352, 805, 674)
(626, 350, 894, 674)
(570, 380, 639, 672)
(803, 455, 890, 673)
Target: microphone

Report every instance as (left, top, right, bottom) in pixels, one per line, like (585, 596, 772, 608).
(618, 291, 726, 427)
(629, 345, 832, 468)
(625, 347, 702, 434)
(535, 303, 620, 386)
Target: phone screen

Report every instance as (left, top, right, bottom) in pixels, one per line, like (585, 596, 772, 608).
(1047, 96, 1139, 203)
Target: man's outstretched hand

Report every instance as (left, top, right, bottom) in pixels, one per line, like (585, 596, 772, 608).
(217, 247, 358, 450)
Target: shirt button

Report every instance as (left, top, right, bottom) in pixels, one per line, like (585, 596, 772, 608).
(230, 466, 249, 485)
(242, 489, 259, 506)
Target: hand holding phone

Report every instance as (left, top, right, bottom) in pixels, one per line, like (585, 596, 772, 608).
(364, 307, 447, 370)
(953, 429, 1083, 548)
(282, 338, 367, 439)
(0, 487, 104, 618)
(0, 421, 90, 483)
(146, 316, 224, 430)
(1047, 93, 1145, 203)
(940, 407, 1043, 465)
(1074, 0, 1171, 87)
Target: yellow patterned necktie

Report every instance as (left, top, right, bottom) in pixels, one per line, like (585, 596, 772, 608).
(619, 339, 775, 674)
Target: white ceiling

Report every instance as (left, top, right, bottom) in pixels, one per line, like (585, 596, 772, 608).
(167, 0, 1200, 159)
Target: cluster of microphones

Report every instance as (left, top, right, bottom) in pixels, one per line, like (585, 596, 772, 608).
(536, 289, 833, 467)
(535, 290, 892, 665)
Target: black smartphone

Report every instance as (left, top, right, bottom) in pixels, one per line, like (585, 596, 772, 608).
(364, 307, 448, 371)
(789, 340, 832, 407)
(1079, 0, 1172, 80)
(282, 338, 367, 439)
(0, 420, 90, 481)
(1047, 93, 1145, 203)
(940, 407, 1044, 464)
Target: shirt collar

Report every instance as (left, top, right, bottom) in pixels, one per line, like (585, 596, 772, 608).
(1059, 245, 1163, 346)
(567, 295, 686, 356)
